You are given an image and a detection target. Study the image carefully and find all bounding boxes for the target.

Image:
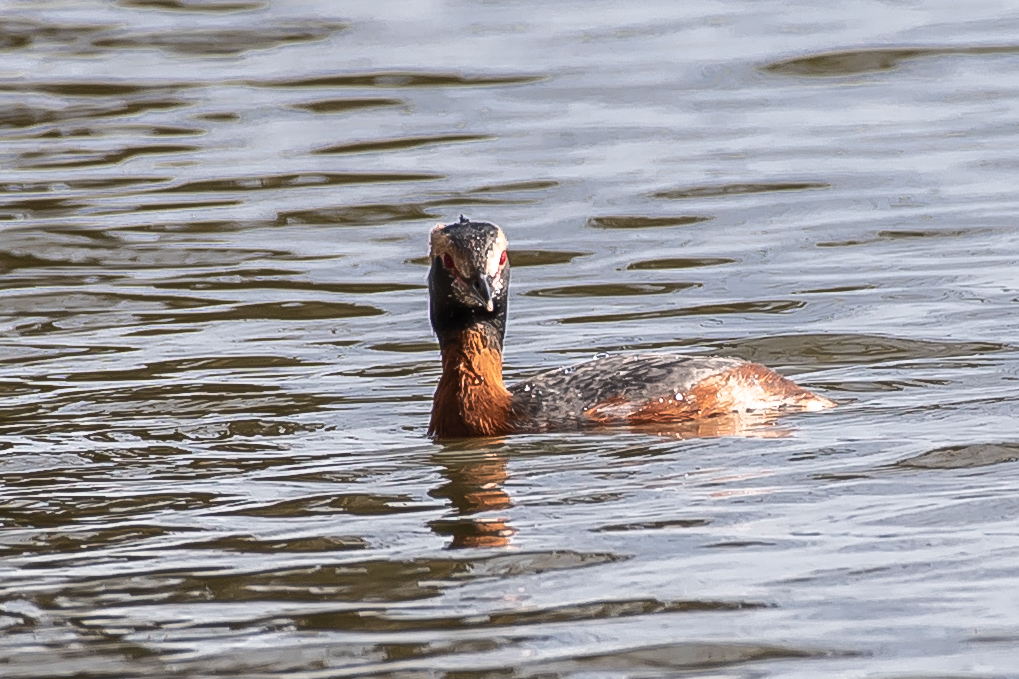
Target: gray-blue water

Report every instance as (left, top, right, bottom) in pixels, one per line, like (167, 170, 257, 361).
(2, 1, 1019, 676)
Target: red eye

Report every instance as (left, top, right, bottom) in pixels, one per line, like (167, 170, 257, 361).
(442, 253, 456, 272)
(499, 251, 507, 266)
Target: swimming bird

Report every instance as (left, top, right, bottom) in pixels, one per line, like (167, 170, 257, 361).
(427, 216, 834, 439)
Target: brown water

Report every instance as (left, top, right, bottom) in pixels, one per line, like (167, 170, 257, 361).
(3, 1, 1019, 677)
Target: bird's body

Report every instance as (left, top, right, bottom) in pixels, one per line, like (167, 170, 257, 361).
(426, 217, 833, 439)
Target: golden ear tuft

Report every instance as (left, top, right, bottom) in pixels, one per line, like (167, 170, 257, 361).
(429, 222, 451, 255)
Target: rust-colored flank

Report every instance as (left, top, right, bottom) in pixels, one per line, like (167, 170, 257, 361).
(426, 217, 835, 439)
(592, 363, 835, 425)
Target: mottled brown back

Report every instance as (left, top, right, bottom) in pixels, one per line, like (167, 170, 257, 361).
(510, 353, 748, 430)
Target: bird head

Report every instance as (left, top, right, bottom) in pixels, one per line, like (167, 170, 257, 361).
(427, 216, 511, 349)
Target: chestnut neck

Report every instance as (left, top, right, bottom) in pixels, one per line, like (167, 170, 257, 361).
(429, 326, 513, 439)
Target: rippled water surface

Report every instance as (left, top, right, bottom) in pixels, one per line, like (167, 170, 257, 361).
(4, 1, 1019, 676)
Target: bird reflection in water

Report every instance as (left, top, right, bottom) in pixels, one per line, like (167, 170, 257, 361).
(429, 449, 515, 549)
(425, 413, 798, 548)
(631, 411, 796, 440)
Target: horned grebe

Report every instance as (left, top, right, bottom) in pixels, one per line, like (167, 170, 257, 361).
(427, 217, 834, 439)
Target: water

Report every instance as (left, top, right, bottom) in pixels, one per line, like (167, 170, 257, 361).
(3, 0, 1019, 676)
